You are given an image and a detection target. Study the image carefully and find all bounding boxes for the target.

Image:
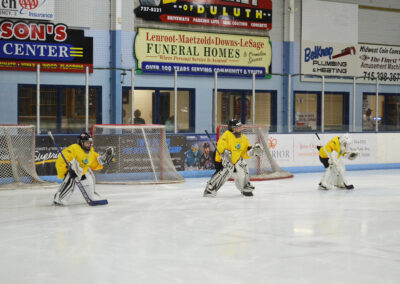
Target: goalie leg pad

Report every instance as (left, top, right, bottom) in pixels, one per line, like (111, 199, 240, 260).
(54, 173, 76, 205)
(232, 159, 254, 193)
(79, 169, 100, 201)
(331, 160, 354, 189)
(203, 166, 234, 196)
(332, 159, 347, 188)
(319, 167, 334, 190)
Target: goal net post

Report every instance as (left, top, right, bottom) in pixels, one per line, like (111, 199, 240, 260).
(0, 125, 53, 189)
(91, 124, 184, 184)
(217, 124, 293, 181)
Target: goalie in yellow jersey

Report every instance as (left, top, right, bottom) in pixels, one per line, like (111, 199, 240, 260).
(318, 133, 359, 190)
(203, 119, 263, 197)
(53, 132, 115, 205)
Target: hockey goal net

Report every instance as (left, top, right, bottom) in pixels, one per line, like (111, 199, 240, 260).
(91, 124, 184, 184)
(0, 125, 52, 189)
(217, 124, 293, 181)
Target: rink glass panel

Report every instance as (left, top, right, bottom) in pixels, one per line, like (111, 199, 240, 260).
(294, 92, 349, 132)
(216, 90, 276, 131)
(18, 85, 101, 134)
(18, 86, 58, 132)
(61, 88, 99, 133)
(122, 88, 194, 132)
(294, 92, 318, 131)
(363, 93, 400, 131)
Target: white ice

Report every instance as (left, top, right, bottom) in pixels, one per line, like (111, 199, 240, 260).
(1, 169, 400, 284)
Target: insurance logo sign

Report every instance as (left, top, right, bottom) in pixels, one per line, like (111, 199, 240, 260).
(0, 0, 54, 20)
(134, 0, 272, 30)
(0, 21, 93, 73)
(134, 28, 271, 76)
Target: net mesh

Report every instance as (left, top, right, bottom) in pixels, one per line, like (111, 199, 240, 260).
(92, 124, 184, 184)
(217, 124, 293, 181)
(0, 125, 53, 189)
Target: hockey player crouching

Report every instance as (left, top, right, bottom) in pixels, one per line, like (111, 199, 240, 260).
(203, 119, 263, 197)
(53, 132, 114, 205)
(318, 133, 358, 190)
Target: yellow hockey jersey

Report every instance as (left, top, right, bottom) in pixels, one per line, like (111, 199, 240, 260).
(55, 144, 103, 179)
(319, 136, 345, 159)
(215, 130, 251, 165)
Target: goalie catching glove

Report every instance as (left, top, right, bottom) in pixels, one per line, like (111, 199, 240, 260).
(247, 143, 263, 157)
(97, 147, 115, 166)
(345, 151, 359, 160)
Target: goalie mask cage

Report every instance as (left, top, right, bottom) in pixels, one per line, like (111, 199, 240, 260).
(0, 125, 52, 189)
(91, 124, 184, 184)
(217, 124, 293, 181)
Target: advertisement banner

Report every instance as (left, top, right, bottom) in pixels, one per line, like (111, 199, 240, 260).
(0, 21, 93, 73)
(358, 44, 400, 85)
(291, 133, 376, 167)
(35, 135, 76, 176)
(134, 28, 271, 76)
(134, 0, 272, 30)
(0, 0, 54, 20)
(184, 134, 216, 171)
(302, 42, 400, 84)
(168, 135, 185, 171)
(260, 133, 377, 168)
(265, 134, 294, 167)
(301, 41, 357, 81)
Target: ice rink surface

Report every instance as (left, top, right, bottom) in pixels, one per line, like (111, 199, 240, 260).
(1, 169, 400, 284)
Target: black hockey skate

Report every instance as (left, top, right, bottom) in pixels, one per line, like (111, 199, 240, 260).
(242, 191, 253, 197)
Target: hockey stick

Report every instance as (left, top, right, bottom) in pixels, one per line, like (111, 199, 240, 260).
(204, 130, 222, 156)
(48, 131, 108, 206)
(315, 132, 353, 190)
(315, 132, 322, 150)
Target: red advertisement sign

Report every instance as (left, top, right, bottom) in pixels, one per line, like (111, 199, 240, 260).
(0, 21, 93, 73)
(135, 0, 272, 30)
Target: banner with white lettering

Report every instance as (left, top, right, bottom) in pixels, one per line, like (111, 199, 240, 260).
(134, 28, 271, 76)
(0, 0, 54, 20)
(0, 21, 93, 73)
(134, 0, 272, 30)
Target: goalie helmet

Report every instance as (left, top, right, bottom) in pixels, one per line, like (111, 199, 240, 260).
(339, 133, 351, 149)
(77, 132, 93, 153)
(228, 118, 242, 132)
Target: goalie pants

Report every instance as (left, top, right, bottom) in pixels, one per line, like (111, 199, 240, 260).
(54, 169, 99, 204)
(206, 159, 253, 193)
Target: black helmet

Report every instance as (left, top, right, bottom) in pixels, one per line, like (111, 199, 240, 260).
(228, 118, 242, 132)
(77, 132, 92, 152)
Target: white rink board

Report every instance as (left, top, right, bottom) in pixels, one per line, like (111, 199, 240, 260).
(266, 133, 400, 168)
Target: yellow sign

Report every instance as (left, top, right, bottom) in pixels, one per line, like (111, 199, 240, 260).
(134, 28, 271, 76)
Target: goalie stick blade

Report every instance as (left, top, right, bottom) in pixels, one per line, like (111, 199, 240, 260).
(90, 199, 108, 206)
